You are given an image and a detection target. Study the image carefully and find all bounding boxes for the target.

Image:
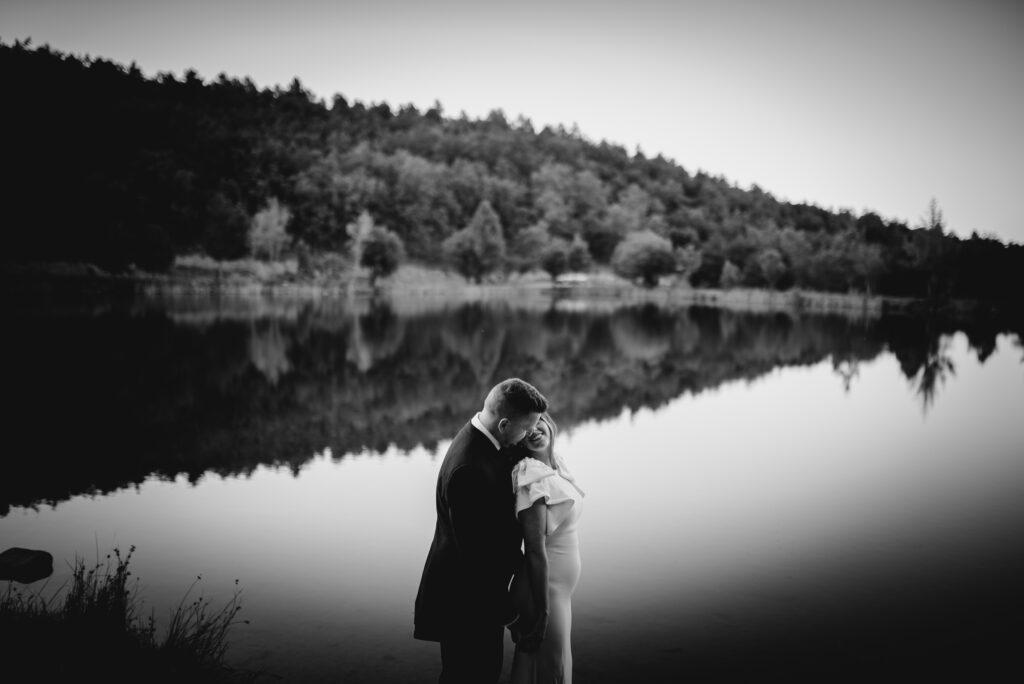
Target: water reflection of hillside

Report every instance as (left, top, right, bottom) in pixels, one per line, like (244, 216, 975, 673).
(3, 303, 1020, 514)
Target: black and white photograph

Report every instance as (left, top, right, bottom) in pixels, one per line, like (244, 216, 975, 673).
(2, 1, 1023, 682)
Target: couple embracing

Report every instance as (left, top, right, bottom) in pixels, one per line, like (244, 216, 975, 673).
(414, 378, 586, 683)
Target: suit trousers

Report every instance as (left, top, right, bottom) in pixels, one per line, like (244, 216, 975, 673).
(439, 623, 504, 684)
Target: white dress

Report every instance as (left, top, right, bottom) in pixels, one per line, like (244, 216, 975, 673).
(510, 455, 586, 684)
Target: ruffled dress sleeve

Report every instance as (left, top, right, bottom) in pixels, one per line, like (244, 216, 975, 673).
(512, 457, 585, 535)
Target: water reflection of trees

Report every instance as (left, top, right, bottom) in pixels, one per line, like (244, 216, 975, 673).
(3, 304, 1021, 514)
(913, 337, 956, 413)
(832, 357, 860, 393)
(249, 319, 291, 385)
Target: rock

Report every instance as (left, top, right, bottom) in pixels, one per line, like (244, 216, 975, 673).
(0, 547, 54, 583)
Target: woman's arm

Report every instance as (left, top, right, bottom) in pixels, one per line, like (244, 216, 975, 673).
(518, 498, 549, 652)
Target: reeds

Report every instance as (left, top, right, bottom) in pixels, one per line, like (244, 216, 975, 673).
(0, 545, 255, 682)
(163, 574, 246, 669)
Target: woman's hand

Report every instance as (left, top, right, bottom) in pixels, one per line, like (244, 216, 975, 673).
(508, 571, 535, 640)
(517, 612, 548, 653)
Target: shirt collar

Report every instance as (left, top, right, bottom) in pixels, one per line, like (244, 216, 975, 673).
(471, 412, 502, 451)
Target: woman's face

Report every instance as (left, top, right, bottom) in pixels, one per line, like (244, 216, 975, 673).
(524, 419, 552, 453)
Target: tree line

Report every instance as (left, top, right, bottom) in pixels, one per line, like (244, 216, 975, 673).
(4, 39, 1022, 301)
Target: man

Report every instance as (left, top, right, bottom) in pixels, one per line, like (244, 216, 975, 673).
(414, 378, 549, 683)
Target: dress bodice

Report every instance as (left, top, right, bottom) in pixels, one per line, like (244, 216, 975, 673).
(512, 456, 585, 537)
(547, 472, 582, 539)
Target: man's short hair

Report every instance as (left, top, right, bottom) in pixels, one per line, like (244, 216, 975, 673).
(486, 378, 548, 419)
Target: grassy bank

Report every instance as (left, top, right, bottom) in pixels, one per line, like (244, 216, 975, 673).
(0, 545, 254, 683)
(122, 258, 980, 319)
(2, 256, 1000, 320)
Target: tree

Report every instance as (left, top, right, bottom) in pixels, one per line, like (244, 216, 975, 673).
(806, 241, 853, 292)
(918, 197, 945, 233)
(508, 222, 551, 273)
(346, 210, 375, 267)
(530, 163, 609, 240)
(667, 226, 700, 249)
(611, 230, 676, 287)
(604, 201, 643, 236)
(756, 248, 786, 290)
(573, 170, 609, 227)
(905, 197, 958, 299)
(6, 42, 1020, 306)
(674, 245, 703, 286)
(534, 187, 572, 237)
(690, 236, 726, 287)
(541, 239, 570, 280)
(249, 197, 291, 260)
(720, 260, 742, 289)
(292, 150, 358, 250)
(616, 184, 653, 222)
(906, 224, 954, 299)
(850, 242, 885, 296)
(204, 192, 250, 260)
(856, 212, 890, 245)
(442, 200, 507, 282)
(778, 228, 813, 288)
(582, 221, 623, 263)
(567, 235, 592, 272)
(441, 230, 481, 282)
(361, 225, 405, 287)
(294, 239, 313, 276)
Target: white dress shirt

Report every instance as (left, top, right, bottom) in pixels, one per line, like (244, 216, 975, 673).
(471, 412, 502, 451)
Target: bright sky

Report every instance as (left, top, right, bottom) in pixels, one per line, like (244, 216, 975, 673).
(4, 0, 1022, 242)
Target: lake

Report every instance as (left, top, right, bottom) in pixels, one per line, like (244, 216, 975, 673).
(2, 295, 1022, 682)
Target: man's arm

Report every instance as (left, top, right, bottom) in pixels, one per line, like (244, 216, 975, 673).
(447, 466, 503, 581)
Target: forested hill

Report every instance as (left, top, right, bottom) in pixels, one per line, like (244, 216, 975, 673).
(5, 40, 1022, 301)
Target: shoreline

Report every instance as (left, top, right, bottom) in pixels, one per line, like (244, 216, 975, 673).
(2, 260, 1011, 320)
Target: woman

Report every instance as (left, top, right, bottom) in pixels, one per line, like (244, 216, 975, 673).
(508, 412, 585, 684)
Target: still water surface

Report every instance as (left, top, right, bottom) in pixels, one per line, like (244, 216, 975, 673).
(2, 299, 1023, 681)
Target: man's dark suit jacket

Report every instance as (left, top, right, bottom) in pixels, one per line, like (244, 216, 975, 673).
(414, 420, 524, 642)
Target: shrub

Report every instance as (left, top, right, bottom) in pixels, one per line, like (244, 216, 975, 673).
(541, 239, 571, 280)
(361, 225, 405, 286)
(611, 230, 676, 287)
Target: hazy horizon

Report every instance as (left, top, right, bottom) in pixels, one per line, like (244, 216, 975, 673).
(3, 0, 1021, 243)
